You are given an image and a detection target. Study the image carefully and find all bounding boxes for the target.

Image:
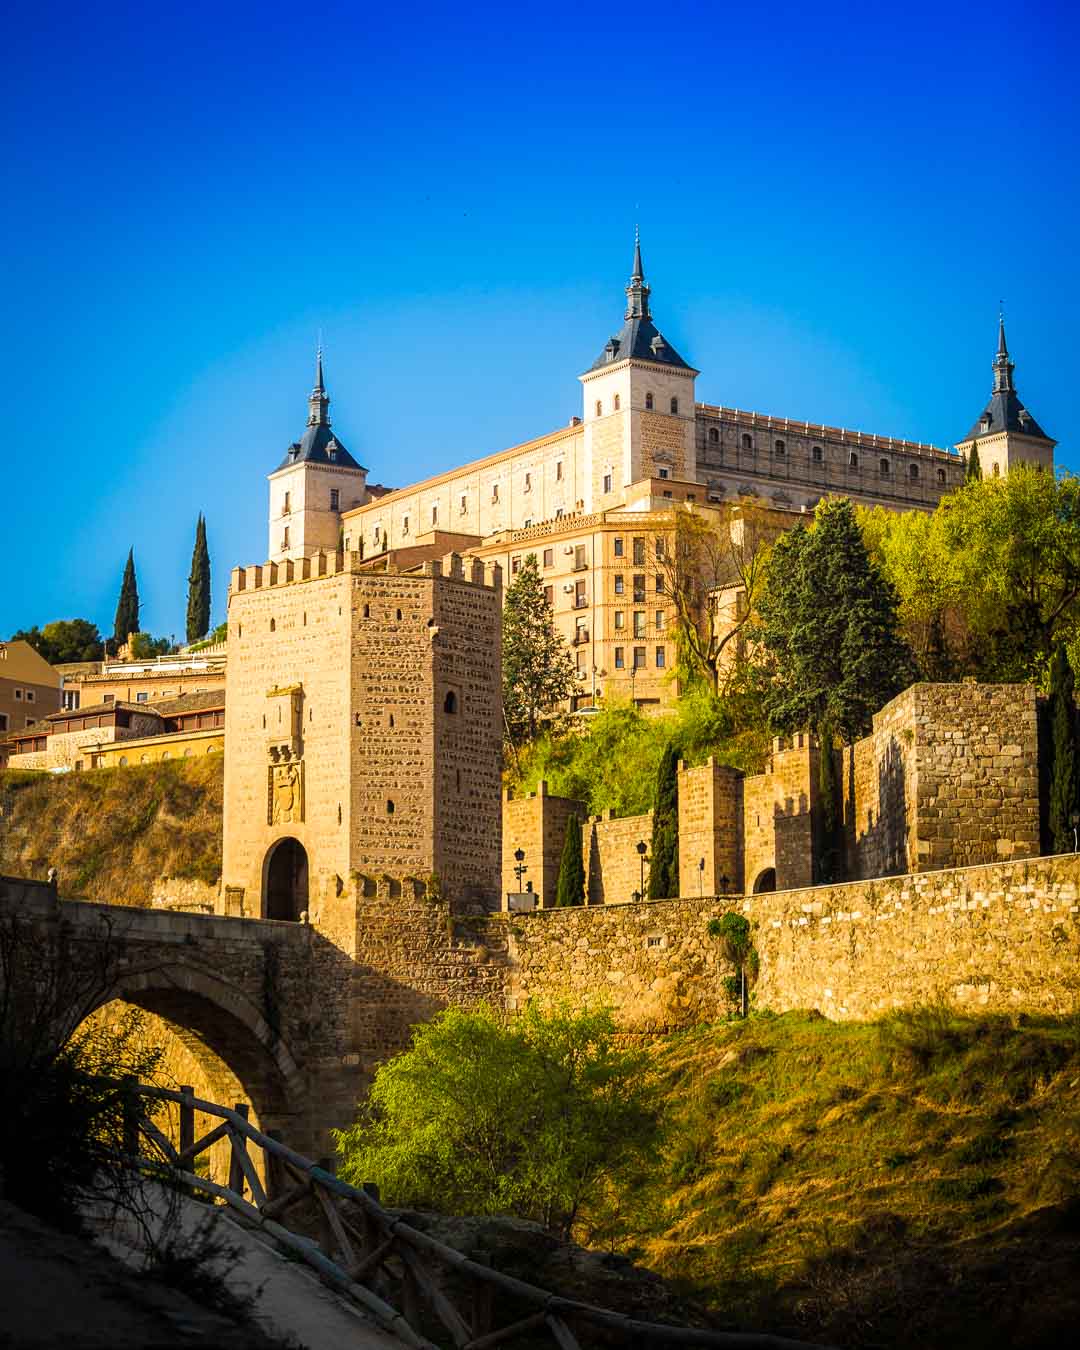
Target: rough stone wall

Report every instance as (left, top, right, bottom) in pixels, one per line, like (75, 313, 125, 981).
(584, 810, 654, 905)
(843, 686, 920, 878)
(742, 736, 818, 891)
(911, 682, 1039, 870)
(505, 853, 1080, 1029)
(151, 877, 219, 913)
(502, 784, 585, 908)
(677, 758, 743, 896)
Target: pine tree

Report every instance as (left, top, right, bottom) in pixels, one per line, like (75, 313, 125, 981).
(755, 498, 914, 743)
(502, 554, 577, 746)
(965, 443, 983, 482)
(186, 514, 211, 644)
(815, 722, 842, 884)
(1048, 644, 1078, 854)
(113, 548, 140, 646)
(647, 741, 680, 899)
(554, 814, 585, 907)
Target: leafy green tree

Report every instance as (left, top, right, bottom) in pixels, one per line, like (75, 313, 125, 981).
(706, 912, 756, 1015)
(502, 553, 576, 746)
(113, 548, 140, 646)
(9, 620, 104, 664)
(554, 813, 585, 907)
(1048, 644, 1079, 854)
(128, 632, 173, 659)
(647, 740, 679, 898)
(965, 443, 983, 482)
(185, 513, 211, 644)
(755, 498, 913, 743)
(334, 1003, 659, 1239)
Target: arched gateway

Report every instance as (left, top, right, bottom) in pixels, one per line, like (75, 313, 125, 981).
(264, 838, 308, 921)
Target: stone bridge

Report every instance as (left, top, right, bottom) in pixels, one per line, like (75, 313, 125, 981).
(0, 875, 512, 1156)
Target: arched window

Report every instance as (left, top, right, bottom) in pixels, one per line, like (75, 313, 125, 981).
(363, 603, 370, 618)
(708, 427, 719, 443)
(910, 463, 919, 479)
(741, 433, 753, 450)
(879, 458, 890, 476)
(269, 618, 276, 632)
(595, 400, 602, 417)
(613, 394, 620, 411)
(775, 439, 786, 456)
(812, 445, 823, 462)
(444, 691, 458, 714)
(670, 396, 679, 414)
(993, 463, 1000, 477)
(645, 392, 654, 411)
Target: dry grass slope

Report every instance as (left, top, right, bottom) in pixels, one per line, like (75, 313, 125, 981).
(0, 759, 223, 905)
(604, 1010, 1080, 1349)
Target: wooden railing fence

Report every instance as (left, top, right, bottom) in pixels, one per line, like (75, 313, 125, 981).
(121, 1083, 829, 1350)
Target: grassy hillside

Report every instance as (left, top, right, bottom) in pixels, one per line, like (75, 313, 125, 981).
(0, 759, 222, 904)
(598, 1010, 1080, 1348)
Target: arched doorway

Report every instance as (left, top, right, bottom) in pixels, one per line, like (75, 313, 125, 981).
(265, 838, 308, 921)
(752, 867, 777, 894)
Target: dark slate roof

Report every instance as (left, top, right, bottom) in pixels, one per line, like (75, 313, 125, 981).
(965, 390, 1051, 443)
(275, 422, 367, 473)
(588, 317, 694, 373)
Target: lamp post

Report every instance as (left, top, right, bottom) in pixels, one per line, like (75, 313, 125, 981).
(631, 890, 641, 905)
(636, 839, 648, 899)
(513, 847, 528, 890)
(698, 856, 705, 899)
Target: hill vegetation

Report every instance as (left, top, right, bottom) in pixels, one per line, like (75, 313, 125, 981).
(0, 758, 222, 903)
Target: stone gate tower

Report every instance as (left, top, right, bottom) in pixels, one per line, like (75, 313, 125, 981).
(220, 550, 503, 938)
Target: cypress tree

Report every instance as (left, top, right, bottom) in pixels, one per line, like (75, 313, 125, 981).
(647, 741, 680, 899)
(555, 814, 585, 907)
(502, 554, 577, 747)
(965, 443, 983, 482)
(1048, 644, 1078, 853)
(186, 513, 211, 643)
(815, 721, 842, 884)
(113, 548, 140, 646)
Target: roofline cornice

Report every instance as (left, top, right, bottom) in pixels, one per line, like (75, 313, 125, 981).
(579, 358, 699, 383)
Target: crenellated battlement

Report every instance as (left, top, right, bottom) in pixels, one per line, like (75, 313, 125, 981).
(229, 549, 501, 599)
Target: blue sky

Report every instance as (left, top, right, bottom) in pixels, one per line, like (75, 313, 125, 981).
(2, 0, 1077, 640)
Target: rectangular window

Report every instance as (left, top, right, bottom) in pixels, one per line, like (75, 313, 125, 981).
(330, 488, 340, 510)
(686, 493, 696, 502)
(492, 483, 500, 502)
(0, 713, 7, 731)
(614, 609, 625, 630)
(614, 646, 625, 669)
(373, 525, 381, 542)
(432, 505, 438, 526)
(632, 537, 645, 565)
(103, 694, 114, 703)
(283, 491, 291, 513)
(544, 585, 554, 606)
(603, 473, 612, 494)
(655, 646, 666, 668)
(511, 556, 521, 574)
(633, 575, 646, 603)
(402, 517, 409, 535)
(460, 494, 468, 513)
(633, 646, 646, 669)
(655, 574, 665, 593)
(524, 472, 531, 492)
(282, 526, 290, 548)
(576, 649, 585, 672)
(655, 537, 666, 561)
(614, 574, 624, 595)
(614, 537, 624, 557)
(556, 461, 563, 481)
(658, 467, 670, 479)
(136, 691, 148, 703)
(656, 610, 666, 630)
(574, 579, 587, 608)
(573, 544, 586, 570)
(543, 548, 553, 567)
(633, 611, 646, 638)
(13, 688, 21, 700)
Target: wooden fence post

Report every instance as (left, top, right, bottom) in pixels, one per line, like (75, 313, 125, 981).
(228, 1103, 250, 1197)
(178, 1086, 195, 1156)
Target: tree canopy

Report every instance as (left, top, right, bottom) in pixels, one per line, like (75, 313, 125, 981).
(334, 1003, 659, 1239)
(8, 619, 104, 664)
(502, 553, 576, 745)
(754, 498, 913, 741)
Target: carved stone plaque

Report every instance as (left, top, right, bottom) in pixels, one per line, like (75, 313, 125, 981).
(268, 758, 304, 825)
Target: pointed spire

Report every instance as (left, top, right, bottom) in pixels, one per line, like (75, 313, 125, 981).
(992, 309, 1015, 395)
(625, 228, 651, 321)
(308, 343, 331, 427)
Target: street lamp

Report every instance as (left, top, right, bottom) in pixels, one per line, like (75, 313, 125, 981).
(636, 839, 648, 898)
(513, 847, 528, 890)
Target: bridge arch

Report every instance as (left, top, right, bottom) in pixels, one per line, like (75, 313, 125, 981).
(89, 961, 306, 1137)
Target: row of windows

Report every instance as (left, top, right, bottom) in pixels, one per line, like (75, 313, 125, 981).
(370, 462, 572, 543)
(707, 429, 948, 482)
(614, 646, 666, 670)
(525, 536, 662, 571)
(595, 394, 680, 416)
(9, 687, 36, 702)
(283, 488, 341, 516)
